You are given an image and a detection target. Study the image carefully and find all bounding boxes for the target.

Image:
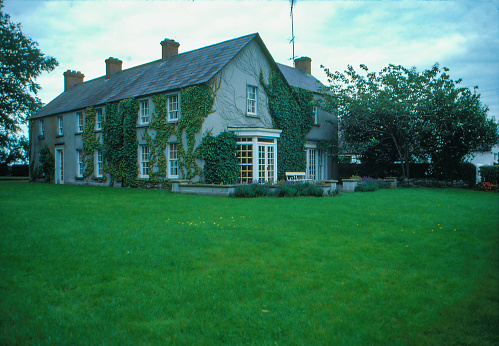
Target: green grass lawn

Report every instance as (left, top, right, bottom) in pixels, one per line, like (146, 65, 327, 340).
(0, 182, 497, 345)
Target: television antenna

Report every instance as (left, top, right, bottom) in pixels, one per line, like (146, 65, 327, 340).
(290, 0, 297, 64)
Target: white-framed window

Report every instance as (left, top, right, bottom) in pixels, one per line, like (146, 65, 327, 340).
(57, 116, 63, 136)
(246, 85, 257, 115)
(168, 142, 179, 178)
(167, 94, 180, 121)
(229, 128, 281, 184)
(139, 99, 149, 125)
(55, 147, 64, 184)
(77, 112, 84, 133)
(140, 145, 150, 178)
(39, 119, 44, 136)
(95, 149, 103, 177)
(76, 149, 84, 178)
(313, 106, 318, 125)
(95, 108, 103, 131)
(306, 146, 328, 181)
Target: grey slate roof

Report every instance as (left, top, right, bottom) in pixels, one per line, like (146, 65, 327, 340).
(34, 33, 260, 119)
(277, 63, 323, 93)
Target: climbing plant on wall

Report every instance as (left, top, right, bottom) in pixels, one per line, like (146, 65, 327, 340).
(82, 107, 100, 178)
(198, 131, 238, 184)
(103, 101, 123, 185)
(149, 94, 176, 177)
(120, 98, 139, 187)
(261, 70, 314, 180)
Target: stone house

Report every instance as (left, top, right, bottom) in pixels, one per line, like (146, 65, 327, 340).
(29, 33, 337, 186)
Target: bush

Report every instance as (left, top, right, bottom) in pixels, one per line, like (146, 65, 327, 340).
(273, 182, 324, 197)
(234, 183, 270, 198)
(477, 181, 499, 192)
(480, 165, 499, 184)
(355, 181, 378, 192)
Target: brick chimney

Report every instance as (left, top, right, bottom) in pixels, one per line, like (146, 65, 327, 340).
(161, 38, 180, 60)
(105, 57, 122, 78)
(294, 56, 312, 75)
(63, 70, 84, 91)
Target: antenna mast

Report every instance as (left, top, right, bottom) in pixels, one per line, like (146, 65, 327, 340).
(290, 0, 297, 65)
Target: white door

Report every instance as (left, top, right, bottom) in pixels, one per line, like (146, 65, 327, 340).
(55, 148, 64, 184)
(258, 144, 275, 183)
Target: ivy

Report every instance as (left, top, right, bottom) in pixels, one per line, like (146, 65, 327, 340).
(121, 98, 139, 187)
(178, 84, 215, 180)
(261, 70, 314, 180)
(103, 101, 123, 185)
(198, 131, 238, 184)
(150, 95, 176, 177)
(82, 107, 100, 178)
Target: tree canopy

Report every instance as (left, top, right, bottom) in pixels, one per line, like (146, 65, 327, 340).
(0, 0, 58, 164)
(321, 63, 498, 179)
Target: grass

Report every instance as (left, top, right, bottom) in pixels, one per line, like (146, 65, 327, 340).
(0, 182, 498, 345)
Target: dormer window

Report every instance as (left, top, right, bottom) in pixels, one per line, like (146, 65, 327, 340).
(167, 94, 180, 121)
(139, 99, 150, 125)
(95, 108, 103, 131)
(247, 85, 257, 115)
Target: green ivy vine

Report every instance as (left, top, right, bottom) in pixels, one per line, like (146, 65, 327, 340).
(261, 70, 314, 180)
(82, 107, 100, 178)
(198, 131, 238, 184)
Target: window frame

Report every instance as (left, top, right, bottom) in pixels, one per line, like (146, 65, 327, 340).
(39, 119, 44, 136)
(57, 116, 63, 136)
(168, 142, 179, 178)
(76, 149, 84, 178)
(139, 99, 150, 125)
(167, 94, 180, 122)
(95, 149, 103, 178)
(313, 106, 319, 125)
(77, 112, 84, 133)
(139, 145, 150, 178)
(95, 108, 103, 131)
(246, 85, 258, 116)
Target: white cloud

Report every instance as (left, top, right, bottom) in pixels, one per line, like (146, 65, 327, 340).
(3, 0, 498, 120)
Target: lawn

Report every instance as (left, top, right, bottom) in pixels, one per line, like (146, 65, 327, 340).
(0, 182, 497, 345)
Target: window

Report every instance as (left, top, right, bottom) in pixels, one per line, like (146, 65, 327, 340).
(39, 120, 44, 136)
(56, 148, 64, 184)
(167, 94, 179, 121)
(168, 143, 179, 178)
(95, 108, 103, 130)
(76, 150, 84, 178)
(237, 137, 253, 184)
(77, 112, 84, 133)
(306, 147, 328, 181)
(95, 149, 103, 177)
(139, 100, 149, 125)
(246, 85, 257, 115)
(313, 106, 318, 125)
(140, 145, 150, 178)
(57, 116, 63, 136)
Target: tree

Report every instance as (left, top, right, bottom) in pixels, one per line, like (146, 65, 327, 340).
(322, 63, 498, 179)
(0, 0, 58, 165)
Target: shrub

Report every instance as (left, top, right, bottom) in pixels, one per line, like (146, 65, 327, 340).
(234, 183, 270, 198)
(355, 181, 378, 192)
(477, 181, 499, 192)
(480, 165, 499, 184)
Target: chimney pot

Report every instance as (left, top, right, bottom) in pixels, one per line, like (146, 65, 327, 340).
(63, 70, 85, 91)
(294, 56, 312, 75)
(161, 38, 180, 60)
(105, 57, 122, 78)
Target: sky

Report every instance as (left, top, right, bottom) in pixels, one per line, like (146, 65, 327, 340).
(4, 0, 499, 122)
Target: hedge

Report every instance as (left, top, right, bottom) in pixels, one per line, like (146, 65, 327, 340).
(480, 165, 499, 184)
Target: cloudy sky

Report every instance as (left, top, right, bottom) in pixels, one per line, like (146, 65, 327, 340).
(4, 0, 499, 121)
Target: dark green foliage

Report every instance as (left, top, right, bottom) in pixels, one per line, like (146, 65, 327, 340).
(1, 2, 58, 164)
(261, 71, 314, 180)
(355, 181, 378, 192)
(121, 98, 139, 187)
(274, 182, 324, 197)
(103, 102, 123, 184)
(38, 146, 54, 181)
(199, 131, 238, 184)
(82, 107, 99, 178)
(480, 165, 499, 184)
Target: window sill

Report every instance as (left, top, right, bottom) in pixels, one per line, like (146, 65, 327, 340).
(75, 131, 83, 135)
(313, 123, 321, 127)
(137, 124, 150, 128)
(56, 134, 64, 138)
(94, 129, 102, 133)
(38, 135, 45, 140)
(246, 113, 259, 118)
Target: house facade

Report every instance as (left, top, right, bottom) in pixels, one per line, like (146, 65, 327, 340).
(29, 33, 337, 186)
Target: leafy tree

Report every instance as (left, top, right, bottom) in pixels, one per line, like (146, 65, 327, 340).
(0, 0, 58, 164)
(322, 63, 497, 179)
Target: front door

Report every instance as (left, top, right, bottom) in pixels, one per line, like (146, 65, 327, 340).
(55, 148, 64, 184)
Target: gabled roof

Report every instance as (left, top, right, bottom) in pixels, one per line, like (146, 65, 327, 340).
(34, 33, 261, 119)
(277, 63, 323, 93)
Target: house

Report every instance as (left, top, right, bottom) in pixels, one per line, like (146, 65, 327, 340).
(465, 144, 499, 182)
(29, 33, 337, 186)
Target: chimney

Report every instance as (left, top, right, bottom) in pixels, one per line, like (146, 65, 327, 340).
(105, 57, 122, 78)
(294, 56, 312, 75)
(63, 70, 85, 91)
(161, 38, 180, 60)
